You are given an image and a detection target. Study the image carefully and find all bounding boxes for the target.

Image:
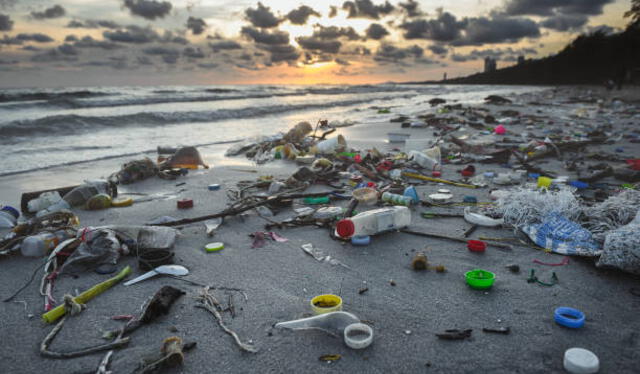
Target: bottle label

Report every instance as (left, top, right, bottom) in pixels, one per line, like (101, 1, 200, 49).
(376, 210, 395, 232)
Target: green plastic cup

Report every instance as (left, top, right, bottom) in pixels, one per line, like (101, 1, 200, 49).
(465, 269, 495, 290)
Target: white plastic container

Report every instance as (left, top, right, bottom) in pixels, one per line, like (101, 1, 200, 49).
(27, 191, 62, 213)
(0, 206, 19, 228)
(313, 135, 347, 154)
(20, 230, 72, 257)
(336, 206, 411, 238)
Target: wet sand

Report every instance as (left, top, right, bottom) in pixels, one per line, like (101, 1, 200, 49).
(0, 85, 639, 374)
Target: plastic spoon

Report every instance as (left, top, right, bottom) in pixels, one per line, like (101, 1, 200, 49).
(124, 265, 189, 286)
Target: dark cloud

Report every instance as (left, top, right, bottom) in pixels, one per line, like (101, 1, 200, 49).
(296, 36, 341, 53)
(365, 23, 389, 40)
(197, 62, 218, 69)
(257, 43, 300, 63)
(427, 44, 448, 55)
(540, 14, 588, 31)
(31, 47, 78, 62)
(73, 35, 121, 50)
(401, 11, 540, 46)
(137, 55, 153, 65)
(503, 0, 614, 17)
(342, 0, 394, 19)
(31, 5, 65, 19)
(21, 45, 40, 51)
(374, 43, 423, 62)
(123, 0, 172, 20)
(65, 35, 77, 42)
(335, 58, 350, 65)
(459, 14, 540, 45)
(329, 6, 338, 18)
(241, 26, 289, 45)
(245, 2, 281, 28)
(209, 40, 242, 51)
(287, 5, 320, 25)
(161, 31, 188, 44)
(67, 19, 121, 29)
(400, 11, 464, 42)
(0, 13, 12, 31)
(312, 25, 360, 40)
(183, 46, 205, 58)
(1, 33, 55, 45)
(143, 46, 180, 63)
(451, 47, 537, 62)
(186, 16, 206, 35)
(57, 43, 78, 56)
(103, 26, 159, 43)
(399, 0, 422, 17)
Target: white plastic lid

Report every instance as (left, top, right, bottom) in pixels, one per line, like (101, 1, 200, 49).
(564, 348, 599, 374)
(344, 323, 373, 349)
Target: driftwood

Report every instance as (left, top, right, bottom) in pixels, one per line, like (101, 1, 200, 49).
(152, 190, 343, 227)
(41, 317, 130, 359)
(401, 229, 512, 251)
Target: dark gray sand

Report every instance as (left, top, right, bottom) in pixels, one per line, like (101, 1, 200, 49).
(1, 86, 639, 374)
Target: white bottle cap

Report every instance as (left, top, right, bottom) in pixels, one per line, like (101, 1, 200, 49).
(344, 323, 373, 349)
(563, 348, 599, 374)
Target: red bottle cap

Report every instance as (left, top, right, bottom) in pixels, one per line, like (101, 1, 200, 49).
(467, 240, 487, 252)
(432, 171, 442, 177)
(177, 199, 194, 209)
(336, 219, 355, 238)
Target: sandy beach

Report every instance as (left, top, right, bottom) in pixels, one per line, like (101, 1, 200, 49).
(1, 85, 639, 374)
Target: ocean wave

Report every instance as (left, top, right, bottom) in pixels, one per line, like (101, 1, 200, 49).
(0, 90, 111, 103)
(0, 95, 410, 140)
(11, 145, 113, 154)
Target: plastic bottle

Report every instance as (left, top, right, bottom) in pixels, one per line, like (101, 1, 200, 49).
(0, 206, 19, 228)
(27, 191, 62, 213)
(408, 150, 441, 171)
(36, 199, 71, 217)
(336, 206, 411, 239)
(20, 230, 72, 257)
(63, 180, 110, 207)
(381, 192, 413, 206)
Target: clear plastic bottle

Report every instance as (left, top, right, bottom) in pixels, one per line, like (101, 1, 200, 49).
(63, 180, 110, 207)
(27, 191, 62, 213)
(335, 206, 411, 239)
(0, 206, 19, 228)
(20, 230, 72, 257)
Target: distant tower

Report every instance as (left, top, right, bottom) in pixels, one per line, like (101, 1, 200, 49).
(443, 72, 447, 81)
(517, 55, 525, 65)
(484, 57, 496, 73)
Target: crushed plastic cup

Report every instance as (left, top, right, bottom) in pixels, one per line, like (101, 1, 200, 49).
(352, 187, 378, 205)
(275, 311, 373, 349)
(313, 135, 347, 154)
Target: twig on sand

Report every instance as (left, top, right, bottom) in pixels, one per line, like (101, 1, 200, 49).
(195, 287, 257, 353)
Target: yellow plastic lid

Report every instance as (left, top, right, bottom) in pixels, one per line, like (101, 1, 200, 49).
(111, 197, 133, 207)
(205, 242, 224, 252)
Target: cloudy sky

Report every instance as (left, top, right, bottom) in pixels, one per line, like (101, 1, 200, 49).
(0, 0, 631, 87)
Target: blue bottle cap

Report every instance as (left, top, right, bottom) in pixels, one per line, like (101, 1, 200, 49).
(0, 206, 19, 219)
(208, 184, 221, 191)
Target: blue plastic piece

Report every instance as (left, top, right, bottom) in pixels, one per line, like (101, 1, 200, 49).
(615, 147, 624, 153)
(528, 173, 540, 179)
(403, 186, 420, 204)
(351, 235, 371, 246)
(568, 181, 589, 189)
(554, 307, 585, 329)
(330, 192, 352, 200)
(483, 172, 495, 178)
(208, 184, 221, 191)
(463, 196, 478, 203)
(355, 182, 367, 189)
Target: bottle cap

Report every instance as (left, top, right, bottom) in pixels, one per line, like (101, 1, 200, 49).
(208, 184, 221, 191)
(336, 219, 355, 238)
(205, 242, 225, 252)
(344, 323, 374, 349)
(467, 240, 487, 253)
(563, 348, 599, 374)
(177, 199, 194, 209)
(0, 206, 20, 219)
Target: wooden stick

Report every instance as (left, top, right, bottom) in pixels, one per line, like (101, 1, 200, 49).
(401, 229, 512, 250)
(403, 172, 477, 189)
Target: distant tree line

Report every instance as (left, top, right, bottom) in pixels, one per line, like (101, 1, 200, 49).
(437, 4, 640, 86)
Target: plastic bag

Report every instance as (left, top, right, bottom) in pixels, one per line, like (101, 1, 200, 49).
(596, 211, 640, 274)
(521, 213, 601, 256)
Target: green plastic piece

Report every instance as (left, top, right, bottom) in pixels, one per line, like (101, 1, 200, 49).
(465, 269, 495, 290)
(304, 196, 330, 205)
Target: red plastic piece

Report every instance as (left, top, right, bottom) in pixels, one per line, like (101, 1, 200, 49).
(461, 165, 476, 177)
(354, 154, 362, 163)
(467, 240, 487, 253)
(177, 199, 194, 209)
(432, 171, 442, 177)
(626, 159, 640, 171)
